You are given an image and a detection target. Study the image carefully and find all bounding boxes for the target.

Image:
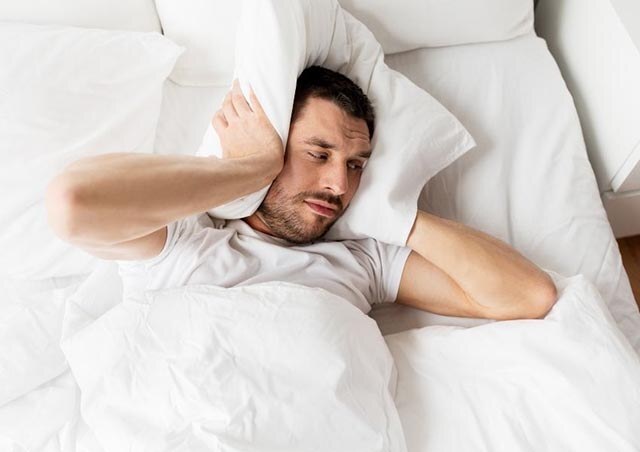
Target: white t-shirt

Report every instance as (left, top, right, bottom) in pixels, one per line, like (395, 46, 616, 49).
(118, 213, 412, 313)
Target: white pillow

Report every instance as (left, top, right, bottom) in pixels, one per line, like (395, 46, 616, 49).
(153, 80, 228, 157)
(338, 0, 535, 54)
(0, 0, 161, 32)
(155, 0, 534, 86)
(387, 274, 640, 451)
(0, 23, 183, 279)
(199, 0, 475, 246)
(61, 282, 407, 451)
(154, 0, 241, 86)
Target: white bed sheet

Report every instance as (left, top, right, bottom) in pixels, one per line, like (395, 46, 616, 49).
(3, 31, 640, 452)
(151, 33, 640, 354)
(373, 33, 640, 351)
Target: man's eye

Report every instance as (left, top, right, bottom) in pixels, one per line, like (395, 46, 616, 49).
(348, 161, 366, 171)
(308, 152, 327, 160)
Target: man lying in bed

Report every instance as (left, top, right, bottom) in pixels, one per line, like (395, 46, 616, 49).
(47, 66, 557, 320)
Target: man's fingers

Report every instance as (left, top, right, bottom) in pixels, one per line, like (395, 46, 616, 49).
(222, 91, 238, 121)
(231, 79, 253, 115)
(248, 87, 266, 116)
(212, 109, 228, 131)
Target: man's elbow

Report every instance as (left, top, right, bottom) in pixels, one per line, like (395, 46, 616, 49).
(45, 174, 83, 243)
(526, 275, 558, 319)
(490, 274, 558, 321)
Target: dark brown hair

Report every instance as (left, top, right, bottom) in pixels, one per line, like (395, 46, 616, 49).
(292, 66, 375, 139)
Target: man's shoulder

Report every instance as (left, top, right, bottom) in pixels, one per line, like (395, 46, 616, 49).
(168, 213, 228, 241)
(325, 236, 379, 256)
(339, 236, 393, 249)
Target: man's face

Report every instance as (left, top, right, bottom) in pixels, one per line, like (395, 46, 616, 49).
(250, 96, 372, 244)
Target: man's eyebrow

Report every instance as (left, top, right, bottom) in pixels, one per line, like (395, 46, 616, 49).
(304, 136, 372, 159)
(304, 137, 336, 150)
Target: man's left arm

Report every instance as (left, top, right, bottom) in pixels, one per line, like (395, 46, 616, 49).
(396, 210, 558, 320)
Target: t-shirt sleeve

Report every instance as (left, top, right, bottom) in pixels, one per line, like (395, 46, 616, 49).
(117, 214, 203, 268)
(116, 213, 217, 296)
(348, 239, 412, 305)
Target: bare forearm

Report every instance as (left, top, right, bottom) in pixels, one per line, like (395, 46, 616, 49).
(406, 210, 557, 318)
(47, 152, 280, 245)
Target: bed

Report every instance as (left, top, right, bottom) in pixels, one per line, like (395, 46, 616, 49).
(1, 1, 639, 450)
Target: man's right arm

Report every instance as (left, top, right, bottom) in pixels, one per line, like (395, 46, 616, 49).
(46, 81, 283, 260)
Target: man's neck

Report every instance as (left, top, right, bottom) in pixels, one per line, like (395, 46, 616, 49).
(242, 212, 275, 237)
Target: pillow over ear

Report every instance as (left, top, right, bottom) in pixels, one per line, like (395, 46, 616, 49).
(198, 0, 475, 246)
(196, 0, 341, 219)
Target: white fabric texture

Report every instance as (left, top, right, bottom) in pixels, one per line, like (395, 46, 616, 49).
(154, 80, 227, 157)
(117, 213, 411, 314)
(0, 277, 82, 407)
(7, 270, 639, 450)
(151, 33, 640, 354)
(155, 0, 533, 85)
(198, 0, 475, 246)
(0, 0, 160, 32)
(338, 0, 534, 54)
(0, 370, 86, 451)
(387, 274, 640, 451)
(368, 35, 640, 354)
(61, 282, 408, 452)
(0, 23, 183, 280)
(0, 263, 118, 452)
(1, 10, 639, 451)
(154, 0, 241, 86)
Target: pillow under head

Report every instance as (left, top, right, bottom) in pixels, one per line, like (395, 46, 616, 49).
(338, 0, 535, 54)
(155, 0, 534, 86)
(198, 0, 475, 246)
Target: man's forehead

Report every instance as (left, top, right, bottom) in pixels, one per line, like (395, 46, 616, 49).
(297, 97, 368, 129)
(293, 98, 371, 152)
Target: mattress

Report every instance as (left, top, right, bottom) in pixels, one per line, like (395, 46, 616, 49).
(152, 33, 640, 353)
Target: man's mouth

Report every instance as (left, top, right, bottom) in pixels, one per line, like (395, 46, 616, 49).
(304, 199, 339, 218)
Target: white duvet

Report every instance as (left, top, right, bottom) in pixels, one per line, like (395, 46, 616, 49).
(2, 275, 639, 451)
(60, 282, 407, 452)
(389, 274, 640, 452)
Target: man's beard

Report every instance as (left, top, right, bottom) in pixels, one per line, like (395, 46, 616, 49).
(257, 180, 344, 244)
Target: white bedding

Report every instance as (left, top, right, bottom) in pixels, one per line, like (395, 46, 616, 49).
(2, 277, 639, 451)
(3, 26, 640, 452)
(151, 33, 640, 352)
(60, 282, 407, 452)
(374, 34, 640, 351)
(389, 274, 640, 451)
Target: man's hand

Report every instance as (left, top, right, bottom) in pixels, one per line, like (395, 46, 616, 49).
(46, 81, 287, 259)
(213, 80, 284, 172)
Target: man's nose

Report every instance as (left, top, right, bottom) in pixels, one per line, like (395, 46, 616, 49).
(321, 162, 348, 196)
